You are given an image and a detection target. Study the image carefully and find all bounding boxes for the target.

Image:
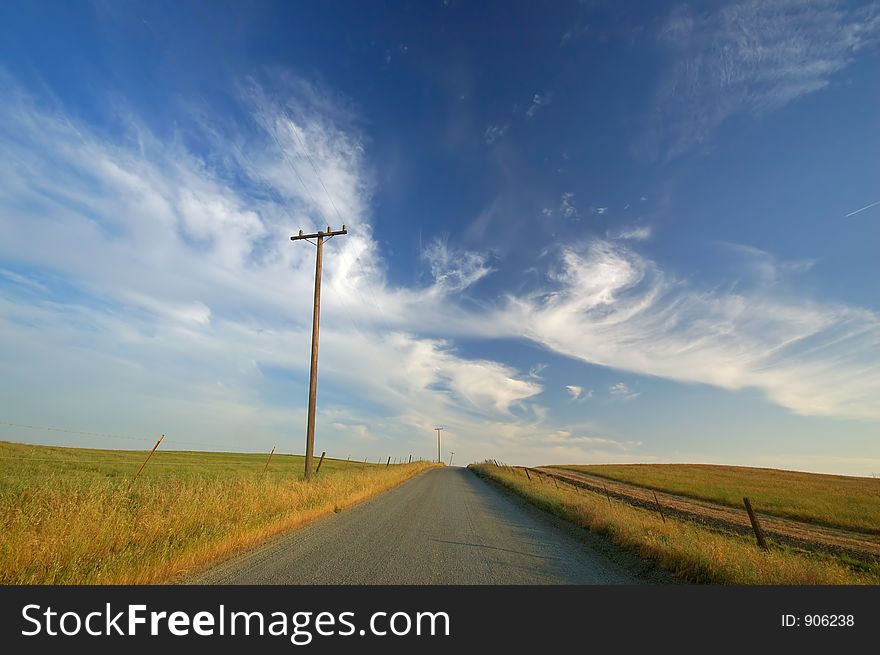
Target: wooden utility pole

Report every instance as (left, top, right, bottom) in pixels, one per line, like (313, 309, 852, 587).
(290, 225, 347, 481)
(434, 427, 443, 463)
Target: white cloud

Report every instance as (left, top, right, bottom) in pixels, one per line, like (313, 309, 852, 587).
(542, 208, 553, 217)
(483, 123, 508, 144)
(525, 93, 551, 118)
(0, 76, 555, 465)
(595, 207, 608, 215)
(489, 239, 880, 420)
(543, 430, 640, 451)
(565, 385, 593, 402)
(422, 238, 493, 294)
(2, 67, 879, 473)
(611, 225, 652, 241)
(560, 192, 577, 218)
(0, 269, 47, 293)
(644, 0, 880, 159)
(609, 382, 640, 401)
(528, 363, 547, 379)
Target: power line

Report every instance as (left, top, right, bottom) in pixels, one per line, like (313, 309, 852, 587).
(0, 420, 149, 443)
(286, 116, 346, 228)
(0, 420, 221, 450)
(268, 120, 328, 226)
(231, 131, 374, 347)
(273, 110, 395, 340)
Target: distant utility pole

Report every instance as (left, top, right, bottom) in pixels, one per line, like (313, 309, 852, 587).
(434, 427, 444, 463)
(291, 224, 347, 481)
(449, 451, 455, 466)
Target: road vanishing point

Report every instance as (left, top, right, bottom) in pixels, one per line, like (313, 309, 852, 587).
(196, 467, 648, 584)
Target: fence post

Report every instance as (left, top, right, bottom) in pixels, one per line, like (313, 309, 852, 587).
(524, 468, 532, 481)
(131, 434, 164, 486)
(386, 456, 391, 467)
(743, 497, 769, 550)
(315, 451, 327, 475)
(652, 491, 667, 524)
(261, 445, 276, 478)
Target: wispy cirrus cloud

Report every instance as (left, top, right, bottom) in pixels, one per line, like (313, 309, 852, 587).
(565, 385, 592, 402)
(611, 225, 652, 241)
(0, 74, 549, 464)
(483, 123, 508, 144)
(489, 239, 880, 420)
(525, 93, 551, 118)
(560, 192, 578, 218)
(3, 62, 880, 474)
(609, 382, 639, 401)
(642, 0, 880, 160)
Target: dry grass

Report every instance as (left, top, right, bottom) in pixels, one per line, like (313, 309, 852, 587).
(551, 463, 880, 534)
(0, 441, 437, 584)
(471, 463, 880, 585)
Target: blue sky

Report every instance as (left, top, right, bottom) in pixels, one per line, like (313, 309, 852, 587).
(1, 0, 879, 474)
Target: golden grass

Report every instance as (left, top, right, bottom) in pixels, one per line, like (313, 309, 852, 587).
(0, 441, 437, 584)
(471, 463, 880, 585)
(551, 463, 880, 534)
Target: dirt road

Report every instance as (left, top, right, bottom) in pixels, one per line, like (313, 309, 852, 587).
(195, 467, 648, 584)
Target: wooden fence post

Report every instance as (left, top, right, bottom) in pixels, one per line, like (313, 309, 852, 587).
(652, 491, 667, 524)
(743, 497, 769, 550)
(315, 451, 326, 475)
(524, 468, 532, 481)
(131, 434, 164, 486)
(386, 456, 391, 467)
(261, 445, 276, 478)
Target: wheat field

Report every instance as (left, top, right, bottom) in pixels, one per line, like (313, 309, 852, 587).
(0, 440, 436, 584)
(471, 463, 880, 585)
(551, 463, 880, 534)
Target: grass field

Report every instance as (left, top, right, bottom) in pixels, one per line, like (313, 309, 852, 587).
(0, 440, 436, 584)
(471, 463, 880, 585)
(550, 464, 880, 535)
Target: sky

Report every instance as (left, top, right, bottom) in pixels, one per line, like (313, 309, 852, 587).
(0, 0, 879, 475)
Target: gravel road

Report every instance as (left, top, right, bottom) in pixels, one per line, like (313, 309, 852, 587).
(195, 467, 645, 584)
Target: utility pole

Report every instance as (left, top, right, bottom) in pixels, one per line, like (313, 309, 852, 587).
(290, 224, 347, 481)
(434, 427, 444, 463)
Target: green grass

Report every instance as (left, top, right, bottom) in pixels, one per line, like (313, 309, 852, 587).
(472, 463, 880, 585)
(550, 463, 880, 534)
(0, 440, 436, 584)
(0, 440, 376, 490)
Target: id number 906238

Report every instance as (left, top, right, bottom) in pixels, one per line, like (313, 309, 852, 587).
(781, 614, 854, 627)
